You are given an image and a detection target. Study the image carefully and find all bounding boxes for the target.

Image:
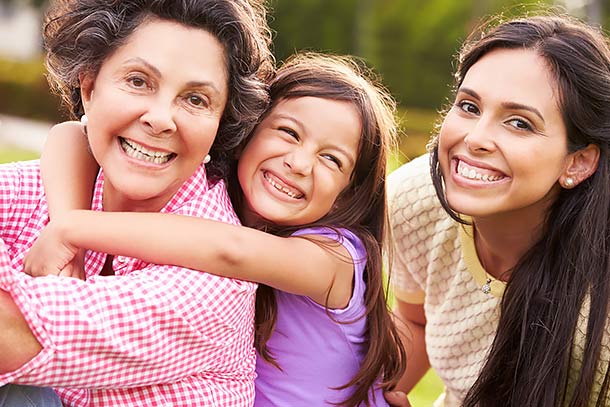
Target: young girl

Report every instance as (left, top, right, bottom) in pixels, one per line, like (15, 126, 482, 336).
(388, 14, 610, 407)
(25, 53, 406, 407)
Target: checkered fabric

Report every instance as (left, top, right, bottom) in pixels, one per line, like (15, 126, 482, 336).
(388, 154, 609, 407)
(0, 160, 257, 407)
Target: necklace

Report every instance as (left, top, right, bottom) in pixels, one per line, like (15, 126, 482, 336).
(482, 278, 492, 294)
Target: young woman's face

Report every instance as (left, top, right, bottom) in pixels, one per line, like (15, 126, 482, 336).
(81, 18, 229, 212)
(438, 48, 570, 221)
(237, 96, 361, 226)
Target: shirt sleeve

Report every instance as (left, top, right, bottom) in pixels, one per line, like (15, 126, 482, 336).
(0, 257, 255, 388)
(387, 154, 438, 304)
(0, 161, 45, 247)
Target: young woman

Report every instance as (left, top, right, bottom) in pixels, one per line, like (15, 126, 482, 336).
(388, 14, 610, 407)
(25, 53, 407, 407)
(0, 0, 274, 406)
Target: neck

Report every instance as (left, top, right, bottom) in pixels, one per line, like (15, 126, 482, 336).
(473, 210, 547, 281)
(102, 188, 168, 213)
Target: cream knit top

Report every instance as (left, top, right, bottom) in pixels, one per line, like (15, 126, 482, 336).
(388, 154, 609, 406)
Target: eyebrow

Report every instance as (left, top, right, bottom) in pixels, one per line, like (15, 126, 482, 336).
(122, 57, 222, 94)
(275, 113, 357, 166)
(459, 87, 545, 123)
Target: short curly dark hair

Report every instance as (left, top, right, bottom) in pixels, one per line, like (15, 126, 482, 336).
(44, 0, 275, 180)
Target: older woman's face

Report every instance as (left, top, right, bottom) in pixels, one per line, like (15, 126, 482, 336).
(80, 18, 229, 212)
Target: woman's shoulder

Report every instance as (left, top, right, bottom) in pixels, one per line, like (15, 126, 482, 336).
(388, 154, 447, 233)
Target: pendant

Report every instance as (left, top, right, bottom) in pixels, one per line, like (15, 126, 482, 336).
(482, 278, 492, 294)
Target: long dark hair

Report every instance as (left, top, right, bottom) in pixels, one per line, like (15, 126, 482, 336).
(43, 0, 274, 181)
(429, 14, 610, 406)
(230, 53, 406, 407)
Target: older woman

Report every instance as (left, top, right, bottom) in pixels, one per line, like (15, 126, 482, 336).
(0, 0, 273, 406)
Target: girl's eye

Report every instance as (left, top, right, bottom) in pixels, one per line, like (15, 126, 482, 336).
(280, 127, 299, 140)
(458, 100, 480, 114)
(507, 118, 534, 132)
(322, 154, 342, 168)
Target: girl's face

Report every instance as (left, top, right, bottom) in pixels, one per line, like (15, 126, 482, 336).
(81, 18, 229, 212)
(237, 96, 361, 226)
(438, 48, 571, 221)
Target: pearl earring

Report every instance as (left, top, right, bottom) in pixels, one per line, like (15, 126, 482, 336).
(80, 114, 88, 126)
(565, 177, 574, 188)
(203, 154, 211, 164)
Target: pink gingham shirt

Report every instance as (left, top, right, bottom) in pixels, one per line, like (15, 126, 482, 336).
(0, 160, 257, 406)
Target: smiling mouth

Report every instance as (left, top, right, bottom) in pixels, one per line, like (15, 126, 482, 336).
(263, 171, 304, 199)
(120, 137, 176, 165)
(456, 159, 507, 182)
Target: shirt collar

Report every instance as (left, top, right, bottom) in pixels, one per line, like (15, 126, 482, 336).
(91, 164, 210, 213)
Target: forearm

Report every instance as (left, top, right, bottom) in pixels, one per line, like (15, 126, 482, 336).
(0, 290, 41, 374)
(42, 122, 98, 217)
(393, 301, 430, 393)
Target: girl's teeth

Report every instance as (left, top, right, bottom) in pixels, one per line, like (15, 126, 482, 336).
(264, 172, 303, 199)
(121, 138, 173, 164)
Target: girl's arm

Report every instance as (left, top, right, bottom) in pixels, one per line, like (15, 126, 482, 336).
(26, 211, 355, 309)
(34, 121, 99, 279)
(42, 121, 99, 216)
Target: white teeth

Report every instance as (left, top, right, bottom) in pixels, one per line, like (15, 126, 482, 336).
(458, 160, 504, 182)
(264, 172, 303, 199)
(121, 138, 173, 164)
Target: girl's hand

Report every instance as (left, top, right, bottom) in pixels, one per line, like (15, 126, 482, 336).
(24, 220, 84, 279)
(384, 391, 412, 407)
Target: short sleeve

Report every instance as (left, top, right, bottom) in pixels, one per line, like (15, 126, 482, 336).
(387, 154, 443, 304)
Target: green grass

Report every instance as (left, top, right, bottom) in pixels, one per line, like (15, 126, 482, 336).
(0, 146, 39, 163)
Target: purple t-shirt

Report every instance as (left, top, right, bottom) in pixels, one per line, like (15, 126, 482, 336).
(254, 227, 389, 406)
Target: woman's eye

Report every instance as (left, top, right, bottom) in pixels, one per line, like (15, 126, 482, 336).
(187, 94, 207, 107)
(507, 118, 534, 131)
(458, 100, 479, 114)
(128, 76, 147, 89)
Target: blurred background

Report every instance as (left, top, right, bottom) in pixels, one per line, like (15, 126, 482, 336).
(0, 0, 607, 404)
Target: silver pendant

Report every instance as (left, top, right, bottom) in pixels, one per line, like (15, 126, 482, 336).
(482, 278, 492, 294)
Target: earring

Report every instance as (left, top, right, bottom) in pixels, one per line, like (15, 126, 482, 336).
(80, 114, 88, 135)
(203, 154, 211, 164)
(565, 177, 575, 188)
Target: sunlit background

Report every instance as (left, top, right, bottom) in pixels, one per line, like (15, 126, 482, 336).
(0, 0, 606, 405)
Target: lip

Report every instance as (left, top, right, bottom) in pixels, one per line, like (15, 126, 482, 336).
(450, 155, 511, 187)
(261, 169, 305, 201)
(117, 136, 177, 169)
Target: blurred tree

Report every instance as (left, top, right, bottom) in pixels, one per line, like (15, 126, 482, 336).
(269, 0, 554, 109)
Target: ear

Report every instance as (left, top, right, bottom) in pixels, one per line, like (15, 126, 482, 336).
(79, 72, 95, 113)
(560, 144, 600, 189)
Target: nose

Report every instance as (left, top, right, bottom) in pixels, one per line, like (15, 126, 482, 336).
(283, 148, 314, 176)
(464, 117, 496, 153)
(140, 96, 177, 136)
